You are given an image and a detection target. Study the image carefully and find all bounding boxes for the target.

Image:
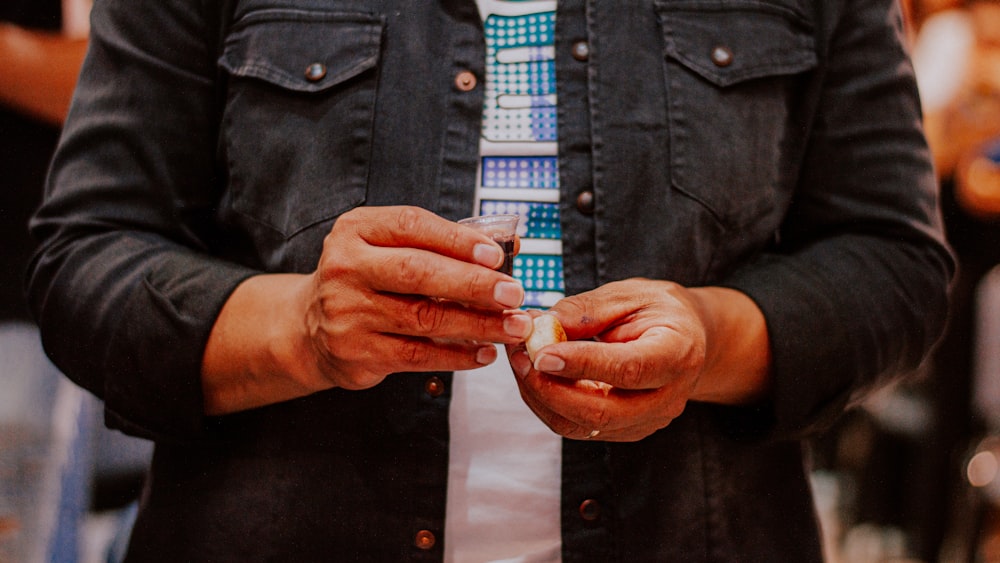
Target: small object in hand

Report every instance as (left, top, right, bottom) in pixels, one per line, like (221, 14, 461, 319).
(575, 378, 613, 396)
(458, 214, 519, 275)
(525, 314, 566, 363)
(525, 314, 613, 396)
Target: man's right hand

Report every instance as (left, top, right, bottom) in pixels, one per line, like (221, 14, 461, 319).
(201, 206, 532, 415)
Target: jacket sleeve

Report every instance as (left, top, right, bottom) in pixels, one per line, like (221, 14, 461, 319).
(27, 0, 257, 443)
(719, 0, 954, 440)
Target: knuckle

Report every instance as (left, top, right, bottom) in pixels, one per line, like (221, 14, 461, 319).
(319, 246, 358, 284)
(593, 404, 613, 429)
(320, 235, 341, 268)
(397, 339, 429, 366)
(317, 298, 348, 333)
(333, 208, 363, 235)
(411, 299, 444, 334)
(554, 296, 588, 320)
(668, 400, 688, 421)
(395, 206, 423, 234)
(337, 372, 366, 390)
(657, 397, 688, 425)
(465, 268, 492, 296)
(396, 254, 432, 288)
(549, 418, 576, 438)
(340, 370, 383, 391)
(677, 337, 707, 376)
(618, 356, 646, 389)
(445, 223, 463, 252)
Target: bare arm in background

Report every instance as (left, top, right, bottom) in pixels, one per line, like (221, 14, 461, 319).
(0, 23, 87, 125)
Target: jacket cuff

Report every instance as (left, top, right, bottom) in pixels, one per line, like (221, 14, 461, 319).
(718, 254, 863, 442)
(103, 256, 258, 444)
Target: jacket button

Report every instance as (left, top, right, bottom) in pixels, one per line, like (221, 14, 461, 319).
(576, 190, 595, 215)
(454, 70, 477, 92)
(579, 499, 601, 521)
(710, 45, 733, 67)
(425, 376, 445, 398)
(571, 40, 590, 62)
(414, 529, 436, 550)
(304, 62, 327, 82)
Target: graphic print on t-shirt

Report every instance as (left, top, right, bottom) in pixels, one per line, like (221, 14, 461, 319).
(474, 0, 565, 309)
(444, 3, 565, 563)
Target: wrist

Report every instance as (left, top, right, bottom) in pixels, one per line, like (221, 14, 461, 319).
(259, 273, 322, 389)
(201, 273, 323, 415)
(688, 286, 772, 406)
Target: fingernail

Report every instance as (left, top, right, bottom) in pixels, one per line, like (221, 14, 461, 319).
(494, 281, 524, 309)
(534, 353, 565, 373)
(473, 243, 503, 269)
(510, 351, 532, 377)
(476, 345, 497, 365)
(503, 312, 533, 338)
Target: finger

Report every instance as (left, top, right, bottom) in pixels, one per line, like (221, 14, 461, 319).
(365, 246, 524, 310)
(512, 348, 682, 441)
(377, 294, 533, 343)
(511, 363, 593, 439)
(322, 206, 521, 309)
(532, 328, 698, 391)
(522, 370, 676, 434)
(513, 348, 613, 428)
(546, 280, 645, 340)
(517, 371, 669, 440)
(515, 378, 677, 442)
(519, 390, 598, 441)
(347, 206, 507, 270)
(355, 333, 500, 376)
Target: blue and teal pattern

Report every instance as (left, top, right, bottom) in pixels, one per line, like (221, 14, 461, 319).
(475, 1, 563, 309)
(481, 156, 558, 189)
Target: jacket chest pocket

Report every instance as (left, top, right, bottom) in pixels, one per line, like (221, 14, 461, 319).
(219, 9, 383, 238)
(655, 0, 817, 231)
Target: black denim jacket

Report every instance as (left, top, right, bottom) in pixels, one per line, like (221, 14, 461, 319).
(28, 0, 952, 560)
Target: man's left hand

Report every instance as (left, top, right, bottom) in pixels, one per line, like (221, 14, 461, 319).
(505, 278, 771, 442)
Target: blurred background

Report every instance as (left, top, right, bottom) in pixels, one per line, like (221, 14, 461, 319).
(1, 1, 152, 562)
(809, 1, 1000, 561)
(0, 0, 998, 561)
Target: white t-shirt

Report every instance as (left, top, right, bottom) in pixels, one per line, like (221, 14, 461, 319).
(446, 356, 562, 563)
(445, 2, 564, 561)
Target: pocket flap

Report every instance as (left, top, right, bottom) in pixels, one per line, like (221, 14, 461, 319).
(220, 9, 383, 93)
(657, 2, 817, 87)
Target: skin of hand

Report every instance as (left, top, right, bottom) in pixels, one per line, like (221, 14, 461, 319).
(202, 206, 533, 415)
(505, 278, 772, 442)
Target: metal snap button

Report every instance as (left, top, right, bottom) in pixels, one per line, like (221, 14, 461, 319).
(710, 46, 733, 67)
(576, 191, 595, 215)
(579, 499, 601, 521)
(414, 529, 436, 550)
(425, 376, 445, 398)
(571, 40, 590, 62)
(304, 62, 327, 82)
(454, 70, 477, 92)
